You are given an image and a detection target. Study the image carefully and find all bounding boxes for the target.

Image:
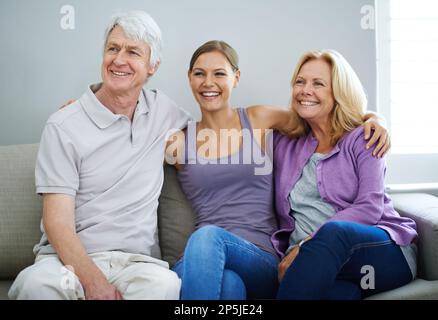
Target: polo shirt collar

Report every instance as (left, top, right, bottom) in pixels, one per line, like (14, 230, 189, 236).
(80, 83, 150, 129)
(143, 88, 158, 113)
(134, 89, 150, 117)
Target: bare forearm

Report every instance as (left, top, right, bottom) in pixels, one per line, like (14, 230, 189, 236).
(248, 105, 296, 132)
(46, 224, 106, 287)
(43, 194, 106, 288)
(364, 111, 387, 127)
(363, 111, 376, 121)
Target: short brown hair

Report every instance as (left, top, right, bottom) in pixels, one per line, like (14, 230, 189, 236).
(189, 40, 239, 72)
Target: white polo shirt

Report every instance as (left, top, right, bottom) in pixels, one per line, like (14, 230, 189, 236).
(34, 84, 191, 256)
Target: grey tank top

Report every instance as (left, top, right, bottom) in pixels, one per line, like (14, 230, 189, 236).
(177, 108, 278, 256)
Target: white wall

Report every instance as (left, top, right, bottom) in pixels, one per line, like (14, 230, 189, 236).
(0, 0, 377, 145)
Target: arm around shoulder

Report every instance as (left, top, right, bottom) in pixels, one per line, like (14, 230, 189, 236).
(362, 111, 390, 157)
(247, 105, 296, 132)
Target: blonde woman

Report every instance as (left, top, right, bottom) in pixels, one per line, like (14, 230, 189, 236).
(273, 50, 417, 299)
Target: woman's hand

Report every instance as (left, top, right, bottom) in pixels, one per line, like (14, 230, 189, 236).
(278, 246, 299, 282)
(278, 235, 312, 282)
(60, 99, 76, 109)
(363, 117, 391, 158)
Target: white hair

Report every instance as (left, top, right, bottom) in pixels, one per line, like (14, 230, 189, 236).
(104, 11, 163, 67)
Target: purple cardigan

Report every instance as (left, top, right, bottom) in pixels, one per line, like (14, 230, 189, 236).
(271, 127, 417, 258)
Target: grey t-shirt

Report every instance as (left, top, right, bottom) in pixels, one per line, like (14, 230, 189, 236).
(34, 84, 191, 257)
(288, 153, 335, 251)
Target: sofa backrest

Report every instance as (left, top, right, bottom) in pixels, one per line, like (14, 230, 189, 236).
(158, 165, 196, 267)
(0, 144, 42, 279)
(391, 193, 438, 280)
(0, 144, 195, 279)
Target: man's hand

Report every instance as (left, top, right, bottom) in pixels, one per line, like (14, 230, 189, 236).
(60, 99, 76, 109)
(278, 246, 300, 282)
(363, 118, 391, 158)
(83, 277, 123, 300)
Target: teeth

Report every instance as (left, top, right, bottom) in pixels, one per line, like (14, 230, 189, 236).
(300, 101, 318, 106)
(201, 92, 220, 97)
(112, 71, 129, 76)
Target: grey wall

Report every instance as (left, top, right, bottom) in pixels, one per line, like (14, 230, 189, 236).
(0, 0, 376, 145)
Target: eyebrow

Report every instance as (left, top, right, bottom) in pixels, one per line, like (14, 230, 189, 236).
(106, 41, 119, 48)
(106, 42, 145, 54)
(192, 68, 227, 72)
(297, 76, 328, 83)
(126, 45, 144, 53)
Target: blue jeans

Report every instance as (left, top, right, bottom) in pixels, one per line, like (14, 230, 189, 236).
(172, 225, 279, 300)
(277, 221, 413, 300)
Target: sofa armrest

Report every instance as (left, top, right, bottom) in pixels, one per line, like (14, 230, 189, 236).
(391, 193, 438, 280)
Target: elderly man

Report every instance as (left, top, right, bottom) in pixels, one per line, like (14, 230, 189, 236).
(8, 11, 190, 300)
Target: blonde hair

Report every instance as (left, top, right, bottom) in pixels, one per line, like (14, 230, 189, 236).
(287, 50, 367, 145)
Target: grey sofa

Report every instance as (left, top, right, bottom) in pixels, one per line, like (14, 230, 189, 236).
(1, 144, 438, 300)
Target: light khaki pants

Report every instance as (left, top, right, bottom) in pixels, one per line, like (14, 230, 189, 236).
(8, 251, 181, 300)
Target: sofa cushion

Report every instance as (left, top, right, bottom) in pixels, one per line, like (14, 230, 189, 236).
(158, 165, 196, 267)
(365, 278, 438, 300)
(0, 280, 13, 300)
(391, 193, 438, 280)
(0, 144, 42, 279)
